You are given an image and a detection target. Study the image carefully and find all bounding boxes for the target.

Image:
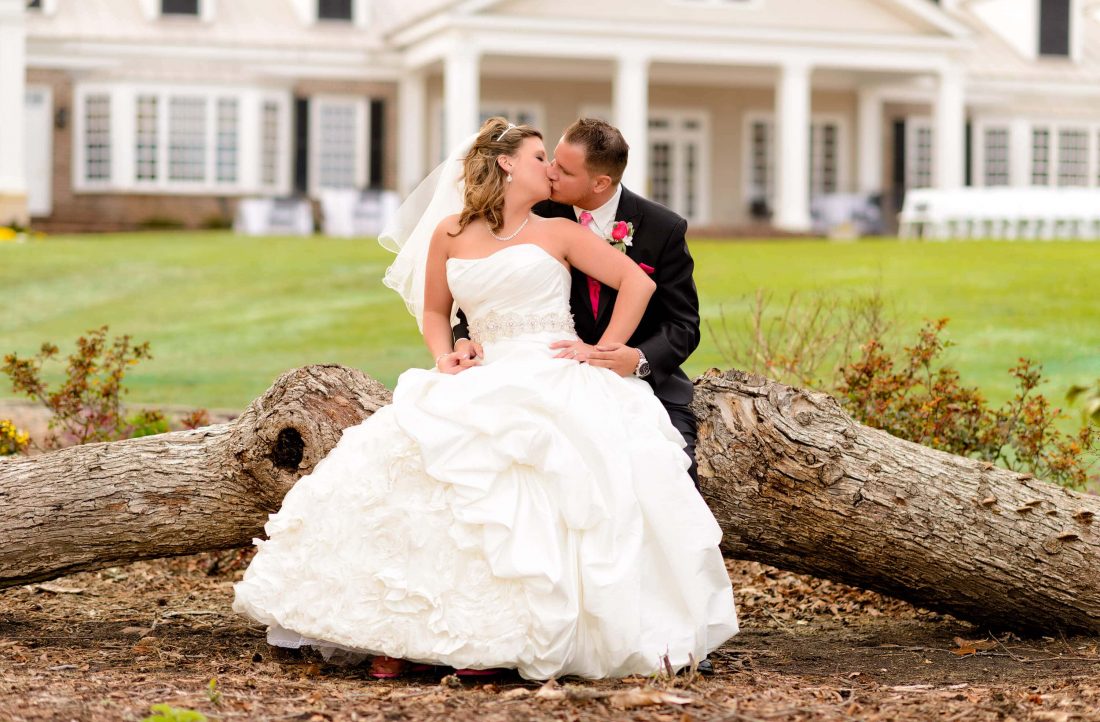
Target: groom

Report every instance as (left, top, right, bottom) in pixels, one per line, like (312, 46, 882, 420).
(457, 118, 702, 487)
(543, 118, 702, 486)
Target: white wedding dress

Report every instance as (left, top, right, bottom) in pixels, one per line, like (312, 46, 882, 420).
(232, 243, 738, 679)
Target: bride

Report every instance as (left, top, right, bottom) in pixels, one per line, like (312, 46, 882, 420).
(232, 117, 738, 680)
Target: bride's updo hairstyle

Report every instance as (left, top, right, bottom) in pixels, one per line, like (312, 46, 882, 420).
(451, 116, 542, 237)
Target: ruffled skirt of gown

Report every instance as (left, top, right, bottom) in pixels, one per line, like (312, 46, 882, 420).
(232, 331, 738, 679)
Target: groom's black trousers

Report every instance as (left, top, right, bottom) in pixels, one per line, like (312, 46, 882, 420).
(662, 401, 699, 489)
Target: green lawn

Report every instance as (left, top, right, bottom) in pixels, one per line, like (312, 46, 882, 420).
(1, 232, 1098, 416)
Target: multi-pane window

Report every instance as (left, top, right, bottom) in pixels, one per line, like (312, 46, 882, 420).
(685, 142, 698, 219)
(168, 97, 206, 182)
(1057, 128, 1088, 186)
(84, 94, 112, 182)
(649, 140, 672, 208)
(908, 125, 933, 189)
(261, 101, 281, 187)
(317, 103, 358, 188)
(983, 127, 1010, 186)
(26, 1, 43, 9)
(216, 98, 239, 183)
(1031, 128, 1051, 185)
(749, 120, 774, 204)
(318, 0, 353, 20)
(810, 122, 839, 196)
(1038, 0, 1071, 57)
(135, 95, 159, 181)
(478, 107, 539, 128)
(162, 0, 199, 15)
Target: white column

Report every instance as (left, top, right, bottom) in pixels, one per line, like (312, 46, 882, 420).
(775, 61, 811, 232)
(397, 69, 427, 197)
(443, 45, 480, 155)
(1009, 116, 1031, 187)
(934, 66, 965, 190)
(857, 88, 883, 195)
(0, 0, 28, 225)
(613, 53, 649, 194)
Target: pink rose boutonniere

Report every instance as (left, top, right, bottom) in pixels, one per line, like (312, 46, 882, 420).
(579, 212, 635, 253)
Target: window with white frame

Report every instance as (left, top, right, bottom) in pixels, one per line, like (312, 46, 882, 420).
(317, 0, 353, 20)
(314, 100, 363, 190)
(84, 94, 112, 183)
(649, 124, 672, 208)
(215, 98, 239, 184)
(748, 119, 774, 205)
(76, 85, 290, 194)
(161, 0, 199, 15)
(261, 101, 281, 187)
(747, 116, 844, 203)
(135, 95, 159, 182)
(906, 121, 934, 190)
(810, 122, 839, 196)
(168, 97, 206, 182)
(433, 103, 544, 164)
(1056, 128, 1088, 186)
(1038, 0, 1071, 57)
(1031, 127, 1051, 185)
(982, 127, 1010, 186)
(479, 105, 541, 129)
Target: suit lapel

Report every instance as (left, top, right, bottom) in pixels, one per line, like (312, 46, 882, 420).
(595, 186, 645, 322)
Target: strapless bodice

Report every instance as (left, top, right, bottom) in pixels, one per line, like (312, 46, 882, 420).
(446, 244, 575, 345)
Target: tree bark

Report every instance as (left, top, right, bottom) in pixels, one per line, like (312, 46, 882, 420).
(1, 364, 1097, 634)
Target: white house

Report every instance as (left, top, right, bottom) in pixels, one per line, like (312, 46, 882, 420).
(2, 0, 1099, 234)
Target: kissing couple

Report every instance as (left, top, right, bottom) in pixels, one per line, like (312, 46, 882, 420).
(233, 116, 739, 680)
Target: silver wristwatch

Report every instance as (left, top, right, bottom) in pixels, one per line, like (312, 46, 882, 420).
(634, 349, 651, 378)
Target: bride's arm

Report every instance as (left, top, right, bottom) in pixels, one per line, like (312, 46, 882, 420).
(422, 223, 465, 373)
(560, 221, 656, 345)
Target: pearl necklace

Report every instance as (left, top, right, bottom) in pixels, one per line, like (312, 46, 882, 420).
(489, 214, 530, 242)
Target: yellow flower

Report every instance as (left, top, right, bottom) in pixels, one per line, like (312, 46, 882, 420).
(0, 228, 17, 242)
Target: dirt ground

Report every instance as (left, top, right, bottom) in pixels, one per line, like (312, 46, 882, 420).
(2, 550, 1098, 722)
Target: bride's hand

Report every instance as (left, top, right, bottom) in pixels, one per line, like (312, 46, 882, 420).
(435, 352, 467, 374)
(550, 340, 596, 363)
(454, 338, 484, 368)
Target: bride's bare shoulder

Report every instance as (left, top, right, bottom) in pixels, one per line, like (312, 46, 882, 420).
(432, 213, 464, 239)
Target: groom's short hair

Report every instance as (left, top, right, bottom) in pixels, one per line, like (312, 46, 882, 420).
(563, 118, 629, 184)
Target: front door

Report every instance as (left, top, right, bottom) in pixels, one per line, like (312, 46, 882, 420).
(647, 111, 709, 225)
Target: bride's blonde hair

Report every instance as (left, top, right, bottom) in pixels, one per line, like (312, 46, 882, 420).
(450, 116, 542, 237)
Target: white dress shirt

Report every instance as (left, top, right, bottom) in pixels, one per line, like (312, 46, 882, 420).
(573, 184, 623, 239)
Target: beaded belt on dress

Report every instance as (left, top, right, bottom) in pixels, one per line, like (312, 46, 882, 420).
(468, 309, 576, 344)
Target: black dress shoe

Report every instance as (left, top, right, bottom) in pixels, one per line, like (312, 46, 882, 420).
(696, 657, 715, 676)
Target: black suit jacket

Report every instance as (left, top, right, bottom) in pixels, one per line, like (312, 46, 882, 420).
(455, 186, 701, 406)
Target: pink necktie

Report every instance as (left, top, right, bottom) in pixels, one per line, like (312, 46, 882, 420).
(578, 211, 600, 318)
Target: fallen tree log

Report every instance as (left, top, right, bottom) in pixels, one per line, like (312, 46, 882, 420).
(1, 365, 1098, 634)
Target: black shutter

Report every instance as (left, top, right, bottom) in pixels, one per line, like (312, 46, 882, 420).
(318, 0, 353, 21)
(293, 98, 309, 195)
(892, 120, 906, 213)
(369, 99, 384, 189)
(964, 121, 972, 187)
(162, 0, 199, 15)
(1039, 0, 1071, 57)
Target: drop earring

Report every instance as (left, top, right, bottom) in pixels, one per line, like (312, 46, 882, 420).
(506, 173, 513, 183)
